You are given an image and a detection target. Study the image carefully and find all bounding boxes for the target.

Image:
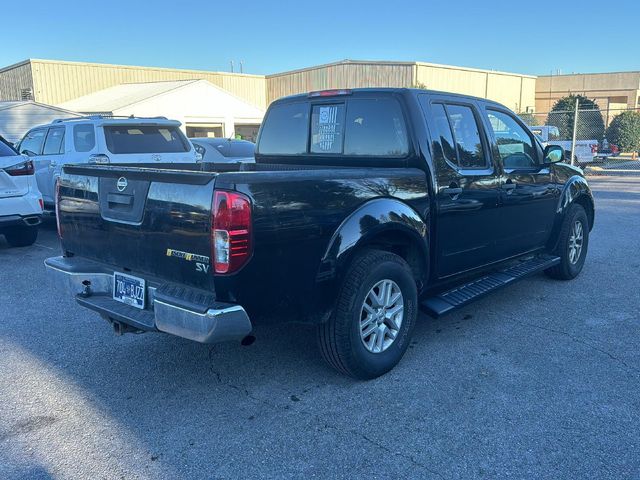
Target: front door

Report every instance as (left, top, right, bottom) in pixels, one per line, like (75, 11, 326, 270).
(481, 108, 558, 258)
(421, 96, 502, 278)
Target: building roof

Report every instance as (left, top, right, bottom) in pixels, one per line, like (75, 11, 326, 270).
(266, 59, 537, 79)
(58, 79, 202, 112)
(0, 100, 79, 115)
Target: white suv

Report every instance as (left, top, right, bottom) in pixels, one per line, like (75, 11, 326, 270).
(0, 137, 43, 247)
(16, 116, 197, 208)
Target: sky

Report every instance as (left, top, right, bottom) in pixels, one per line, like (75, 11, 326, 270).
(2, 0, 639, 76)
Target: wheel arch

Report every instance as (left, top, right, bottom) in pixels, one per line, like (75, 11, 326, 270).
(548, 175, 595, 251)
(318, 198, 429, 289)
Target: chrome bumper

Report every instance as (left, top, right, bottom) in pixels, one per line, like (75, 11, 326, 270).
(44, 256, 252, 344)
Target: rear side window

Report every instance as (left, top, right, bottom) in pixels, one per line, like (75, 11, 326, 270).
(446, 105, 486, 169)
(430, 103, 458, 166)
(0, 138, 17, 156)
(104, 126, 189, 154)
(19, 129, 46, 156)
(258, 102, 309, 155)
(43, 127, 65, 155)
(343, 99, 408, 156)
(73, 124, 96, 152)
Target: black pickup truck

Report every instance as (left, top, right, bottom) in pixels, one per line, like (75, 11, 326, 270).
(46, 88, 594, 379)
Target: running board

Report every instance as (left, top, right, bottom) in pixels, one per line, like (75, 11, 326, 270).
(421, 254, 560, 318)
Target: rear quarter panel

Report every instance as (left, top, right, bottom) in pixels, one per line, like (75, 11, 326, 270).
(214, 167, 429, 323)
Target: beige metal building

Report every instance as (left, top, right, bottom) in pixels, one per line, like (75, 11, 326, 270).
(536, 71, 640, 112)
(266, 60, 537, 112)
(0, 58, 537, 114)
(0, 59, 267, 109)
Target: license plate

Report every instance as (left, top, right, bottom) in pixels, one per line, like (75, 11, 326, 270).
(113, 272, 146, 309)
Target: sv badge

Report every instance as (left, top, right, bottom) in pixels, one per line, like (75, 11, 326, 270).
(196, 262, 210, 273)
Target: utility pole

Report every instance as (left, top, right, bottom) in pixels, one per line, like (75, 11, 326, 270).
(570, 98, 579, 166)
(230, 60, 234, 73)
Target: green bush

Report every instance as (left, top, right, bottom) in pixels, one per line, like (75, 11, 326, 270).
(606, 110, 640, 152)
(545, 94, 605, 141)
(517, 113, 536, 126)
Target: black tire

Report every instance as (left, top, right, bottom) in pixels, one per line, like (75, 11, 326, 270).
(317, 249, 418, 380)
(4, 226, 38, 247)
(545, 204, 589, 280)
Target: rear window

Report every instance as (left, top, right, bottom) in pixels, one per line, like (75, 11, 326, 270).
(104, 126, 190, 154)
(0, 138, 17, 156)
(343, 99, 408, 156)
(258, 102, 309, 155)
(258, 97, 409, 157)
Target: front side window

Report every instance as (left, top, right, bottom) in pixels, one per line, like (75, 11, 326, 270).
(548, 126, 561, 141)
(43, 127, 65, 155)
(343, 99, 408, 156)
(446, 105, 486, 169)
(19, 129, 46, 156)
(104, 126, 189, 154)
(73, 124, 96, 153)
(486, 110, 537, 169)
(257, 102, 309, 155)
(310, 104, 345, 154)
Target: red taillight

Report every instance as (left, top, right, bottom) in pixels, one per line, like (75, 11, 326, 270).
(212, 190, 252, 274)
(55, 179, 63, 238)
(38, 198, 44, 211)
(611, 145, 619, 154)
(4, 159, 34, 176)
(590, 144, 598, 154)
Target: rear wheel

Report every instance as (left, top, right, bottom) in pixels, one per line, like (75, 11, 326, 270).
(4, 226, 38, 247)
(317, 249, 418, 379)
(545, 204, 589, 280)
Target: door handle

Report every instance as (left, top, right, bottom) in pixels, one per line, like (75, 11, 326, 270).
(49, 161, 57, 168)
(442, 187, 463, 196)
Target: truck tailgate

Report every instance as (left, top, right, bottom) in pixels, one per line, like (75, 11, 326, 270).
(57, 164, 216, 290)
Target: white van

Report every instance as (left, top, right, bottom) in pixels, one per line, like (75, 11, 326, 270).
(16, 116, 197, 208)
(529, 125, 598, 167)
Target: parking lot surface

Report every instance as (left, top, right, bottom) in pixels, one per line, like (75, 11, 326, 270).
(1, 176, 639, 479)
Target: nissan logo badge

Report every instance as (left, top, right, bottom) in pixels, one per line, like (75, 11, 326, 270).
(116, 177, 128, 192)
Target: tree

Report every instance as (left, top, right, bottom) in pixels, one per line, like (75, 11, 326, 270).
(606, 110, 640, 152)
(517, 113, 537, 126)
(545, 94, 605, 141)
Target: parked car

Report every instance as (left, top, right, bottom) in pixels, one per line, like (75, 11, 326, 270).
(0, 135, 42, 247)
(529, 125, 597, 167)
(16, 116, 197, 210)
(46, 88, 594, 379)
(190, 138, 255, 163)
(594, 138, 620, 162)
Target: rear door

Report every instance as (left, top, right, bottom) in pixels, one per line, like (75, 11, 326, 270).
(481, 106, 558, 257)
(101, 123, 195, 163)
(39, 126, 66, 203)
(18, 128, 49, 200)
(420, 95, 502, 277)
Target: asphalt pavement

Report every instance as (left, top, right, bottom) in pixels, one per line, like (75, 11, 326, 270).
(1, 176, 639, 479)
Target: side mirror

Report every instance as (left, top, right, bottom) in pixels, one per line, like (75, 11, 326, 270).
(543, 144, 564, 164)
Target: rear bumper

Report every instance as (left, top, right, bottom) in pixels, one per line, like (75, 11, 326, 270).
(44, 255, 252, 344)
(0, 213, 41, 228)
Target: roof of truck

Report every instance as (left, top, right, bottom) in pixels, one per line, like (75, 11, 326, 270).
(272, 87, 505, 108)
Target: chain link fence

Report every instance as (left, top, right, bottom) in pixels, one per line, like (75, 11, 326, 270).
(519, 105, 640, 175)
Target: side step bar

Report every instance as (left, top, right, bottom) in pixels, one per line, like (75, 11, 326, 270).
(421, 254, 560, 318)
